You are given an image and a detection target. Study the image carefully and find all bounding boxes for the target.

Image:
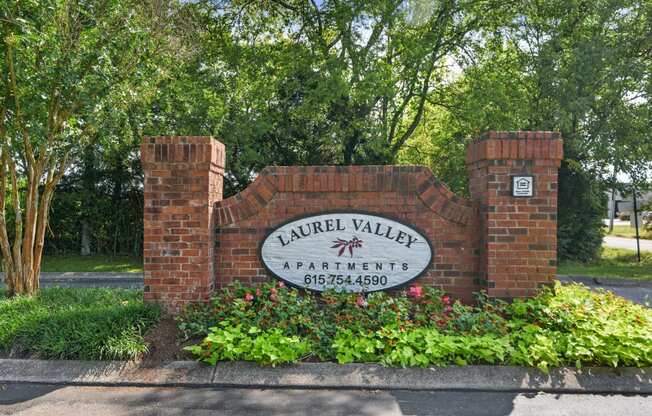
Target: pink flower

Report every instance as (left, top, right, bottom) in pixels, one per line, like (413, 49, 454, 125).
(278, 281, 285, 288)
(356, 295, 367, 308)
(441, 295, 451, 305)
(270, 293, 278, 302)
(443, 305, 453, 315)
(270, 287, 277, 295)
(244, 293, 254, 302)
(408, 285, 423, 299)
(256, 288, 262, 297)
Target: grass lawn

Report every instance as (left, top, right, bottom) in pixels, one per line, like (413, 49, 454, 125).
(608, 224, 652, 240)
(558, 247, 652, 280)
(40, 254, 143, 273)
(0, 288, 160, 360)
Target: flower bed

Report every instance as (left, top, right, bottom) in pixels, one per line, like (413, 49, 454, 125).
(179, 282, 652, 371)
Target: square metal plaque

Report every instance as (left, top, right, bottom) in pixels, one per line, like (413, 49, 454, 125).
(512, 175, 534, 197)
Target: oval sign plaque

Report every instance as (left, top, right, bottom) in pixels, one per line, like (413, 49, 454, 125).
(260, 212, 433, 292)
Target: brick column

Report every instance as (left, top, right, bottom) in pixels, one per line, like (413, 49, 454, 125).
(141, 136, 225, 312)
(467, 131, 563, 299)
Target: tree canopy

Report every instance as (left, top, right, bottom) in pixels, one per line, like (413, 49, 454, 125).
(2, 0, 651, 293)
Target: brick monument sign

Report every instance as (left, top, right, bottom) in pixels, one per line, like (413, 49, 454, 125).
(142, 131, 563, 312)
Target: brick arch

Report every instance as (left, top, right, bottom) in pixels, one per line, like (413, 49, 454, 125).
(413, 167, 474, 225)
(214, 165, 474, 227)
(214, 173, 278, 226)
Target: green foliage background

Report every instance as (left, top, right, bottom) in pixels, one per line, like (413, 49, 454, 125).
(5, 0, 648, 261)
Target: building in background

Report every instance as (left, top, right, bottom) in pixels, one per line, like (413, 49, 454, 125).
(607, 187, 652, 227)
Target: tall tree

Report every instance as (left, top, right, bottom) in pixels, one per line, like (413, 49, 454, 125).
(165, 0, 508, 192)
(0, 0, 163, 295)
(402, 0, 652, 261)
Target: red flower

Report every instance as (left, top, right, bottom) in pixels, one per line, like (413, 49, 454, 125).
(356, 295, 367, 308)
(270, 287, 277, 295)
(443, 305, 453, 315)
(244, 293, 254, 302)
(408, 285, 423, 299)
(441, 295, 451, 305)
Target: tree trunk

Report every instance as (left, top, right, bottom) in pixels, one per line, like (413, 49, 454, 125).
(4, 267, 28, 297)
(80, 146, 96, 256)
(1, 162, 61, 297)
(81, 219, 91, 256)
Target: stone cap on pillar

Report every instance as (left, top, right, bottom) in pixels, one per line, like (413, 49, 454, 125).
(141, 136, 225, 168)
(466, 131, 563, 165)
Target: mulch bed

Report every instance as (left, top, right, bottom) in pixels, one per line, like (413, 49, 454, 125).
(139, 316, 198, 367)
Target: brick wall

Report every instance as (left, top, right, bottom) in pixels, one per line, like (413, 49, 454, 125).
(141, 131, 562, 312)
(467, 131, 563, 298)
(141, 136, 225, 312)
(214, 166, 481, 303)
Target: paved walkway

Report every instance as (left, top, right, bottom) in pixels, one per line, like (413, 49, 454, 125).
(1, 384, 651, 416)
(603, 235, 652, 251)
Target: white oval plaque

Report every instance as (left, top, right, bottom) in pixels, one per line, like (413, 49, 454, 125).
(260, 212, 433, 292)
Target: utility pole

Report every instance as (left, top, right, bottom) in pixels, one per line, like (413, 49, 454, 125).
(633, 187, 641, 263)
(609, 187, 615, 233)
(609, 171, 617, 233)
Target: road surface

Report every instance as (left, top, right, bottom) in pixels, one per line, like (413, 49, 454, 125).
(603, 235, 652, 252)
(1, 384, 651, 416)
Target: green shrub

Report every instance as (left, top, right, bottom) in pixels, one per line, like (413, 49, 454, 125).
(177, 282, 448, 360)
(557, 159, 606, 262)
(506, 283, 652, 369)
(181, 282, 652, 371)
(184, 323, 310, 366)
(332, 327, 510, 367)
(0, 287, 160, 360)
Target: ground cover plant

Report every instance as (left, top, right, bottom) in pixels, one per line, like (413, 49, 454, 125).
(180, 282, 652, 370)
(0, 288, 159, 360)
(558, 247, 652, 281)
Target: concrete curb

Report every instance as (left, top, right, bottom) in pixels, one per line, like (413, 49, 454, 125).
(557, 274, 652, 288)
(0, 359, 650, 393)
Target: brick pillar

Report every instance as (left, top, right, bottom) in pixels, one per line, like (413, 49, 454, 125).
(467, 131, 563, 299)
(141, 136, 225, 313)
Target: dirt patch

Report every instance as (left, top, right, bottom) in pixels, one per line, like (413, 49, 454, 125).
(138, 316, 197, 367)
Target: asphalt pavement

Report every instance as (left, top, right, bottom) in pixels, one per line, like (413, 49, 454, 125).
(1, 384, 651, 416)
(603, 235, 652, 251)
(0, 272, 143, 289)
